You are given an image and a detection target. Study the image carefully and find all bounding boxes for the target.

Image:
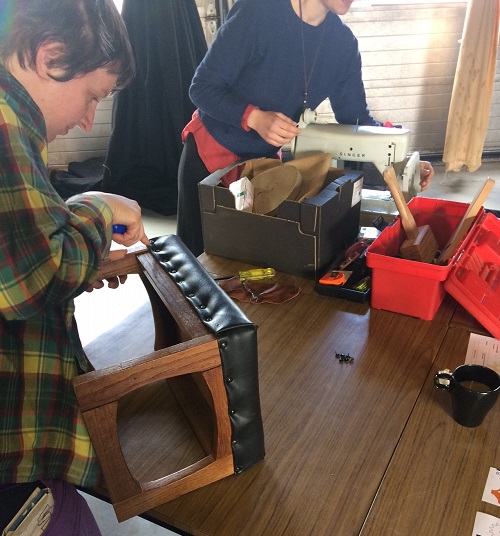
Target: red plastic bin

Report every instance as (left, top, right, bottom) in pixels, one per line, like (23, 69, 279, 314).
(366, 197, 483, 321)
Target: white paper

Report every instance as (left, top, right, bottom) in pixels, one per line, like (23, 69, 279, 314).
(351, 177, 363, 207)
(482, 467, 500, 507)
(471, 511, 500, 536)
(465, 334, 500, 374)
(229, 176, 254, 212)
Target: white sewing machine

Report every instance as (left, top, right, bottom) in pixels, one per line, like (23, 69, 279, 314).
(290, 108, 421, 221)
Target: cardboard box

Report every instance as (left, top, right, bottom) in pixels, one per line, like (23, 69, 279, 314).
(199, 163, 364, 279)
(366, 197, 489, 322)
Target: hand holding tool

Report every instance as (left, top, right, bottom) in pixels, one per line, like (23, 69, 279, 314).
(112, 224, 127, 234)
(383, 166, 438, 263)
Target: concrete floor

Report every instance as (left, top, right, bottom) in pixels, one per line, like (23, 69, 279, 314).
(420, 160, 499, 211)
(78, 491, 183, 536)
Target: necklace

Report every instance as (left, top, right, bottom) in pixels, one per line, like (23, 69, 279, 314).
(298, 0, 327, 112)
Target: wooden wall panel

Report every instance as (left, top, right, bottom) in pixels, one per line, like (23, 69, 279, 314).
(341, 2, 499, 154)
(48, 97, 113, 168)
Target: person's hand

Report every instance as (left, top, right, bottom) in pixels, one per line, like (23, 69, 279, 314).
(247, 109, 301, 147)
(86, 191, 150, 246)
(82, 192, 148, 291)
(419, 161, 434, 191)
(86, 249, 128, 292)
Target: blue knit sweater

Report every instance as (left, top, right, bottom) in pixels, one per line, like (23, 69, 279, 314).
(190, 0, 378, 160)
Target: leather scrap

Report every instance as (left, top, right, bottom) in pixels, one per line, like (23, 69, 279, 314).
(237, 153, 333, 215)
(284, 152, 333, 201)
(218, 277, 300, 304)
(252, 166, 302, 215)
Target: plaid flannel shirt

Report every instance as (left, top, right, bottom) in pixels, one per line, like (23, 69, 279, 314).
(0, 65, 113, 487)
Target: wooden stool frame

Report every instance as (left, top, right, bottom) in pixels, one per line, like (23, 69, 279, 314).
(73, 235, 265, 521)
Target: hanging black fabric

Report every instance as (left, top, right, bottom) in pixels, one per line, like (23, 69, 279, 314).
(102, 0, 207, 216)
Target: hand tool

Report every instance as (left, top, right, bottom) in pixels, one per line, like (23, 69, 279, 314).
(238, 268, 276, 281)
(383, 166, 438, 263)
(112, 224, 127, 234)
(434, 178, 495, 265)
(215, 268, 276, 282)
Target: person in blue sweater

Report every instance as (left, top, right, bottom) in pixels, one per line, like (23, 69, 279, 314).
(177, 0, 434, 256)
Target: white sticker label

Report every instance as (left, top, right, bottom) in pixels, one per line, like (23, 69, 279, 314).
(352, 178, 363, 207)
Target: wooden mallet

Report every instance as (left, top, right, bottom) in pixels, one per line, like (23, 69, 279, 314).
(383, 166, 438, 263)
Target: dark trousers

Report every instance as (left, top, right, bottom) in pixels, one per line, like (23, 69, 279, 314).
(176, 133, 210, 257)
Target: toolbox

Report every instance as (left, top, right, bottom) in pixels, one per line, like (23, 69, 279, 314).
(315, 239, 372, 303)
(199, 162, 364, 279)
(444, 210, 500, 338)
(366, 197, 500, 338)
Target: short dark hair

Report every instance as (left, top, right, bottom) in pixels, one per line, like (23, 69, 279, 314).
(0, 0, 135, 90)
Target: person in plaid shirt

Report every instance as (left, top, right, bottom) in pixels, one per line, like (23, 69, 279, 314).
(0, 0, 149, 529)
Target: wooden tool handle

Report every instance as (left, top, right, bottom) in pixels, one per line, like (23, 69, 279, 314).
(435, 178, 495, 265)
(383, 167, 418, 240)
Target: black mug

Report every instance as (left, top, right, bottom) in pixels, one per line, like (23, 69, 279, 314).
(434, 364, 500, 427)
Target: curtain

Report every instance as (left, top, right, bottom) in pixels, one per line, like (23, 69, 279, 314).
(102, 0, 207, 215)
(442, 0, 500, 172)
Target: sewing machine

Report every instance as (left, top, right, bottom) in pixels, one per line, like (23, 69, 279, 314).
(290, 108, 421, 223)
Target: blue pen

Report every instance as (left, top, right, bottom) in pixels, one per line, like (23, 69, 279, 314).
(112, 224, 127, 234)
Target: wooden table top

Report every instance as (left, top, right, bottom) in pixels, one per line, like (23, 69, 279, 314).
(141, 254, 493, 536)
(84, 253, 497, 536)
(360, 325, 500, 536)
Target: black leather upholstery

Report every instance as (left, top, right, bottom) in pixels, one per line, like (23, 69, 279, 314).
(148, 234, 265, 473)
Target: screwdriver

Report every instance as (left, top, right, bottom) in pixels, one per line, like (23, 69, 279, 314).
(215, 268, 276, 281)
(238, 268, 275, 281)
(112, 224, 127, 234)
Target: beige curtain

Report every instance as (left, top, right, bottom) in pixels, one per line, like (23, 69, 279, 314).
(442, 0, 500, 172)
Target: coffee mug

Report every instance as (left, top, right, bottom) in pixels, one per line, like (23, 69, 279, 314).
(434, 364, 500, 427)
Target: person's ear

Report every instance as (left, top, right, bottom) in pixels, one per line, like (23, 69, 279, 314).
(35, 42, 67, 80)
